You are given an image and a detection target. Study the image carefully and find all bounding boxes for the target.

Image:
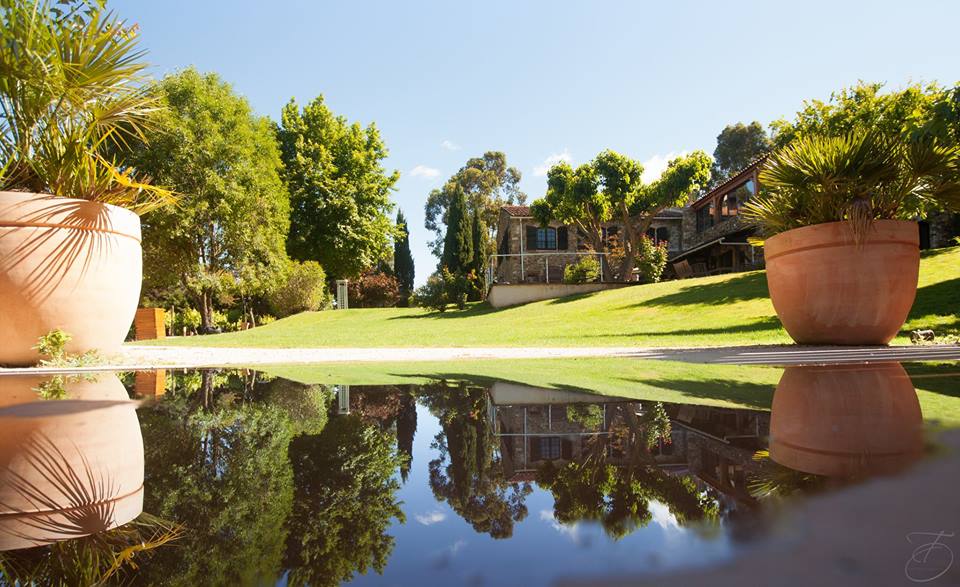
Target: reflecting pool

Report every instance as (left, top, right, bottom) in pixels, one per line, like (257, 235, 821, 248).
(0, 361, 957, 585)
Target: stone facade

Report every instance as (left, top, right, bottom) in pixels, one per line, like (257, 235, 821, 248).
(493, 207, 683, 284)
(927, 211, 960, 248)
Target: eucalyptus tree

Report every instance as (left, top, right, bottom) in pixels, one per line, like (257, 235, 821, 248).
(425, 151, 525, 257)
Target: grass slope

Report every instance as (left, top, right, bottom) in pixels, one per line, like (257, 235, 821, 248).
(153, 246, 960, 349)
(263, 358, 960, 427)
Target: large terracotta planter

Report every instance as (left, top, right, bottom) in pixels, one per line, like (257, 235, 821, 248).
(0, 374, 144, 550)
(769, 363, 924, 478)
(764, 220, 919, 345)
(0, 191, 142, 365)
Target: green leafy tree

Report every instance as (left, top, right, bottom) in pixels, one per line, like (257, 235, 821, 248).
(277, 96, 399, 279)
(711, 121, 772, 184)
(770, 81, 951, 149)
(533, 150, 711, 281)
(124, 69, 290, 329)
(424, 151, 525, 257)
(393, 210, 416, 305)
(283, 414, 405, 586)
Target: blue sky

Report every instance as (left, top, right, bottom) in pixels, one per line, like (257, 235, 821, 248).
(114, 0, 960, 285)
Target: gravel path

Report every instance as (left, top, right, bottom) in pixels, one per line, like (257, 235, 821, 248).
(2, 343, 957, 374)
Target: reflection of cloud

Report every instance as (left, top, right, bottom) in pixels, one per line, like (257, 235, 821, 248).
(409, 165, 441, 179)
(641, 151, 687, 184)
(540, 509, 591, 547)
(649, 500, 681, 531)
(534, 149, 573, 176)
(441, 139, 460, 151)
(415, 510, 447, 525)
(432, 538, 467, 569)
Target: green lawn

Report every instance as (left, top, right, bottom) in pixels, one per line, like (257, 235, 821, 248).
(150, 246, 960, 349)
(262, 358, 960, 427)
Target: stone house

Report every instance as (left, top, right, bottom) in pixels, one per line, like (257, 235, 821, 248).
(492, 205, 683, 284)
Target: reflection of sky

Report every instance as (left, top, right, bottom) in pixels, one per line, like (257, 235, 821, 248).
(347, 403, 736, 586)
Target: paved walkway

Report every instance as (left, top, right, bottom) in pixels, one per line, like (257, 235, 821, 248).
(1, 343, 957, 374)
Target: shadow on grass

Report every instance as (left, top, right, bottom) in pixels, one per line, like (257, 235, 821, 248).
(633, 272, 769, 308)
(546, 291, 603, 305)
(387, 302, 502, 320)
(905, 277, 960, 332)
(578, 316, 784, 338)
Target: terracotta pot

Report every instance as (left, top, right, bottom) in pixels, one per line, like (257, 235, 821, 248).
(769, 363, 923, 478)
(0, 374, 144, 550)
(764, 220, 919, 345)
(0, 191, 142, 365)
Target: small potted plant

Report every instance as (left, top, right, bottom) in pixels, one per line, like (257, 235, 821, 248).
(0, 1, 173, 365)
(743, 132, 960, 345)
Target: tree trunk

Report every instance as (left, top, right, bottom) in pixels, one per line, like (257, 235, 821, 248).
(199, 290, 214, 331)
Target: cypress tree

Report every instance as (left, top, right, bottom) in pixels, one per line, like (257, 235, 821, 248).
(393, 209, 415, 305)
(441, 186, 473, 273)
(469, 210, 488, 299)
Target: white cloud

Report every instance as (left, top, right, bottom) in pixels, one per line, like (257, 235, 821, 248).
(441, 139, 460, 151)
(409, 164, 441, 179)
(533, 149, 573, 176)
(415, 510, 447, 525)
(641, 151, 688, 184)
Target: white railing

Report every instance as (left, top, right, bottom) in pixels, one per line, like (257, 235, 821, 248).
(487, 251, 610, 285)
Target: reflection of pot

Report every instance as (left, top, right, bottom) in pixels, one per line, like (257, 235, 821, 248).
(0, 374, 144, 550)
(0, 191, 142, 365)
(769, 363, 923, 478)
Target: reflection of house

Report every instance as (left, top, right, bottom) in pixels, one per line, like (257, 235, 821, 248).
(667, 404, 769, 504)
(488, 383, 642, 481)
(487, 382, 770, 506)
(493, 205, 684, 284)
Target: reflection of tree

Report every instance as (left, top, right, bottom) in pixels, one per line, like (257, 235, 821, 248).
(422, 382, 531, 539)
(283, 414, 405, 586)
(537, 402, 717, 540)
(396, 390, 417, 483)
(135, 370, 302, 585)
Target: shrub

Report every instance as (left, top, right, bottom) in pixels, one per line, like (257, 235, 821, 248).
(412, 273, 449, 313)
(348, 271, 401, 308)
(270, 261, 327, 317)
(563, 256, 601, 284)
(636, 236, 669, 283)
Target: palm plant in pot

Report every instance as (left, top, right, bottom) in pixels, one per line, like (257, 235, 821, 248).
(0, 0, 173, 365)
(742, 131, 960, 345)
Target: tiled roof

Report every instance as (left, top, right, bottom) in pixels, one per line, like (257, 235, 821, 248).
(501, 205, 532, 217)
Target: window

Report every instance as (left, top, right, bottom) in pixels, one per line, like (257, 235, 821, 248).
(722, 180, 754, 219)
(536, 227, 557, 250)
(538, 437, 562, 460)
(696, 204, 715, 232)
